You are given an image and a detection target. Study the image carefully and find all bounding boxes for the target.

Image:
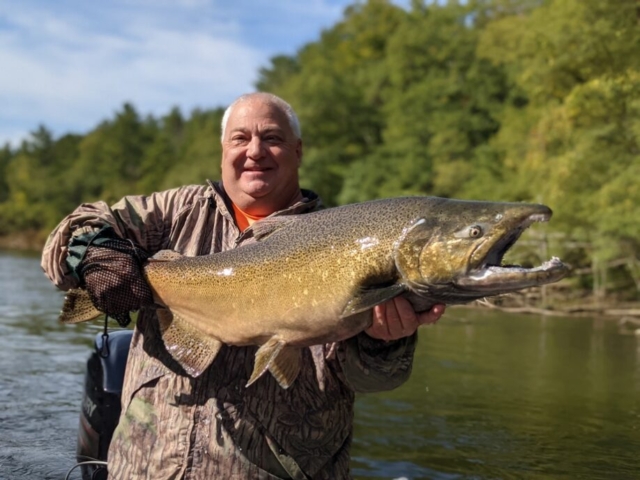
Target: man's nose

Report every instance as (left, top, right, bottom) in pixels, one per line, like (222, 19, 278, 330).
(247, 136, 265, 159)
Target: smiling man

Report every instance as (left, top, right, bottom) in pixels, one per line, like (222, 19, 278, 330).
(221, 94, 303, 216)
(42, 92, 444, 479)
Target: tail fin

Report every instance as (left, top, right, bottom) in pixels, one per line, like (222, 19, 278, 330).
(59, 289, 102, 324)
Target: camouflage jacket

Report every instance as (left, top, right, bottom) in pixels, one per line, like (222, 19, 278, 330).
(41, 181, 417, 480)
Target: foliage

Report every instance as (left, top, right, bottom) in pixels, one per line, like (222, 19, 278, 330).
(475, 0, 640, 290)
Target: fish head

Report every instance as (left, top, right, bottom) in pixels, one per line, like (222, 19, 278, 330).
(396, 199, 569, 302)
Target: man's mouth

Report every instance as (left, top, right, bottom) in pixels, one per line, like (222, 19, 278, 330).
(243, 166, 272, 173)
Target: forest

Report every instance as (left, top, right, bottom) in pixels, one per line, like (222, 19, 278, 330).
(0, 0, 638, 305)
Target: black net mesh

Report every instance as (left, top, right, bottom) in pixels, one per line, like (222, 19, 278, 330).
(80, 238, 154, 327)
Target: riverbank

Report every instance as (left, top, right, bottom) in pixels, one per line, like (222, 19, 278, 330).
(467, 286, 640, 327)
(0, 231, 48, 252)
(469, 297, 640, 319)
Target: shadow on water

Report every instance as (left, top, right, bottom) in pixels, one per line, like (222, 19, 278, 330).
(1, 251, 639, 479)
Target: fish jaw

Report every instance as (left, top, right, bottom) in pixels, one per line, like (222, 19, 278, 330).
(454, 256, 569, 295)
(405, 202, 569, 300)
(467, 204, 553, 270)
(452, 205, 570, 295)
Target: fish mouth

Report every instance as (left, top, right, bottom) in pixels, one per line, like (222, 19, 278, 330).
(457, 211, 569, 293)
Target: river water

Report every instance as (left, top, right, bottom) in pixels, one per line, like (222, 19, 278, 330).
(1, 250, 639, 479)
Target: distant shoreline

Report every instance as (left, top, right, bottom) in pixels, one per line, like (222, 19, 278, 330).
(0, 231, 47, 253)
(457, 298, 640, 322)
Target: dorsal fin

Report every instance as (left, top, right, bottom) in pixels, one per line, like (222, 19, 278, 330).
(150, 250, 185, 262)
(156, 308, 222, 377)
(250, 215, 301, 241)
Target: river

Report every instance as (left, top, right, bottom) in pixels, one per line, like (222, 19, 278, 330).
(1, 250, 638, 479)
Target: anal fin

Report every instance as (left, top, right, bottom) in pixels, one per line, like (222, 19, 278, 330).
(157, 308, 222, 377)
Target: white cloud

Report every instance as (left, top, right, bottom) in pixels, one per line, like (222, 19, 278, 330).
(0, 1, 265, 145)
(0, 0, 377, 146)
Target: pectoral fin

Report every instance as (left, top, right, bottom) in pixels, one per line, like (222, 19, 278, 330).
(247, 337, 301, 389)
(59, 288, 102, 324)
(309, 345, 327, 392)
(157, 308, 222, 377)
(341, 284, 406, 317)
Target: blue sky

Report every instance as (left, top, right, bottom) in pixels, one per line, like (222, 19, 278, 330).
(0, 0, 408, 147)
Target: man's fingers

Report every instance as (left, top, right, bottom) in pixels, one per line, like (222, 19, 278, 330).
(370, 302, 391, 339)
(367, 300, 446, 341)
(393, 297, 417, 323)
(390, 297, 418, 337)
(418, 304, 446, 325)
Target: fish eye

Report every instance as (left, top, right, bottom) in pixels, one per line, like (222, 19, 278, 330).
(454, 224, 484, 239)
(468, 225, 483, 238)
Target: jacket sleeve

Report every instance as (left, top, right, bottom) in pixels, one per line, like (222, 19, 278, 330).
(337, 331, 417, 393)
(41, 185, 204, 290)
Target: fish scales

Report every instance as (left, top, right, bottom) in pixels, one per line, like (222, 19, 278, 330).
(144, 199, 408, 346)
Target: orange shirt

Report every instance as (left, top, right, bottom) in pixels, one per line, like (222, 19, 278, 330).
(231, 203, 269, 232)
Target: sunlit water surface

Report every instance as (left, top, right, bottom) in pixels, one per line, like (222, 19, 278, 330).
(1, 251, 639, 479)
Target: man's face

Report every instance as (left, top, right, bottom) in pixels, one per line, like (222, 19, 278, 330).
(221, 99, 302, 216)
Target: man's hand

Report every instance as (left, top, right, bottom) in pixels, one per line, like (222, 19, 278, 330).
(365, 297, 445, 342)
(79, 240, 154, 326)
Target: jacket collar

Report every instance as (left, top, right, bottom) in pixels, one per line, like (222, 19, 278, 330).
(206, 179, 321, 220)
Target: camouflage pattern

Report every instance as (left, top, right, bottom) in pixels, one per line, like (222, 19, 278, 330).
(42, 181, 417, 479)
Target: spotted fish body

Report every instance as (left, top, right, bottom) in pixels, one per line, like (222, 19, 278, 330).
(60, 196, 569, 388)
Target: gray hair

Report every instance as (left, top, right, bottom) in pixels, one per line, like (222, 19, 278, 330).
(220, 92, 301, 141)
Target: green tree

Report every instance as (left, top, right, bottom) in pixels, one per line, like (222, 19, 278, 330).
(159, 107, 224, 189)
(257, 0, 406, 205)
(477, 0, 640, 294)
(1, 126, 78, 230)
(0, 144, 12, 204)
(341, 1, 507, 201)
(73, 103, 155, 203)
(138, 106, 185, 193)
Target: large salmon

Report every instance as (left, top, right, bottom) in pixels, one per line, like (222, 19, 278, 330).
(60, 197, 569, 388)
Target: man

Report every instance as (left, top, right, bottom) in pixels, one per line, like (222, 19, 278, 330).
(42, 92, 445, 479)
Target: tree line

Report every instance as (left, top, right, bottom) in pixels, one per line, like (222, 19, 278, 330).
(1, 0, 638, 301)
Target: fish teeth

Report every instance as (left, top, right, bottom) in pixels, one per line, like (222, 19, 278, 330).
(541, 256, 563, 268)
(529, 213, 550, 223)
(520, 213, 550, 229)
